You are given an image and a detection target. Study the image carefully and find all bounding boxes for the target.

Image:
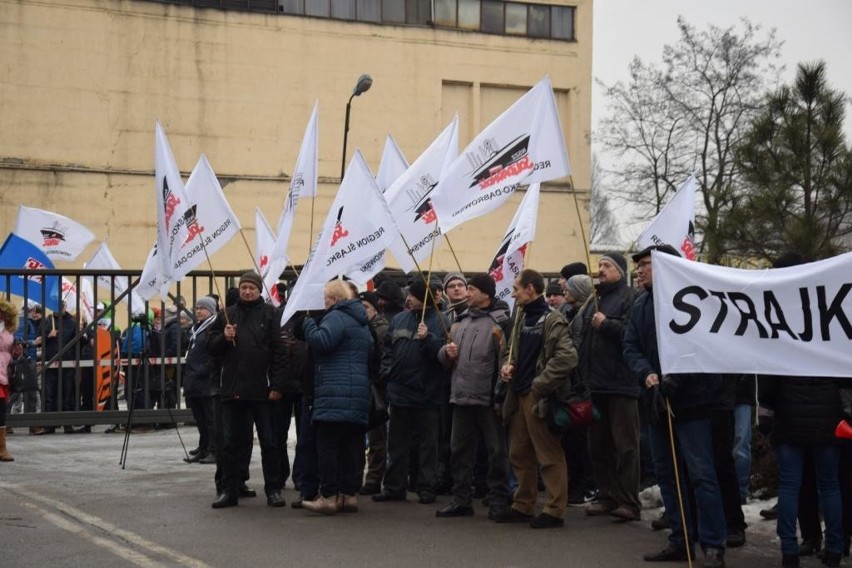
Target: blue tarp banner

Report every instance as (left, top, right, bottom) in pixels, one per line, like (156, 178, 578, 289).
(0, 233, 61, 312)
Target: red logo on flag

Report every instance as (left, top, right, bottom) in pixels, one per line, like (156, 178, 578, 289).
(330, 206, 349, 246)
(681, 238, 696, 260)
(259, 255, 269, 270)
(24, 257, 47, 283)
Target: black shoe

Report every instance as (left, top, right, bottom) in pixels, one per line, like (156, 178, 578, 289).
(800, 537, 823, 556)
(188, 446, 203, 456)
(759, 503, 778, 520)
(643, 543, 690, 562)
(211, 493, 238, 509)
(266, 491, 286, 507)
(239, 484, 257, 498)
(73, 425, 92, 434)
(703, 548, 724, 568)
(418, 491, 436, 505)
(436, 503, 474, 518)
(530, 512, 564, 529)
(183, 452, 206, 464)
(359, 482, 381, 496)
(782, 554, 800, 568)
(651, 512, 670, 531)
(63, 426, 75, 434)
(726, 528, 746, 548)
(493, 508, 534, 524)
(372, 491, 406, 502)
(822, 551, 841, 567)
(198, 453, 216, 464)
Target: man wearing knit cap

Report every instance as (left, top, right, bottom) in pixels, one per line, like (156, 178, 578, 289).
(577, 253, 641, 522)
(375, 279, 405, 322)
(442, 272, 469, 323)
(208, 271, 292, 509)
(373, 278, 449, 505)
(435, 273, 511, 519)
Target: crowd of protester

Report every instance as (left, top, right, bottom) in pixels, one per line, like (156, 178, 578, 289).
(3, 251, 851, 568)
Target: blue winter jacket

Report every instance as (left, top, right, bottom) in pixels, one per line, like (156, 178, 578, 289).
(302, 299, 372, 426)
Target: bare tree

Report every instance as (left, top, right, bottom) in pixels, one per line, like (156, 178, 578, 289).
(589, 154, 620, 246)
(598, 17, 783, 262)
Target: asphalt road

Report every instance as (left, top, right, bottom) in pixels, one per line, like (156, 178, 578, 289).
(1, 427, 786, 567)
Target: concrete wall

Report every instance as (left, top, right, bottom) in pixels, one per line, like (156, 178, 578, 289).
(0, 0, 592, 274)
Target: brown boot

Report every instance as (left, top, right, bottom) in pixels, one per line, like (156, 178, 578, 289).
(340, 494, 359, 513)
(302, 495, 338, 516)
(0, 427, 15, 462)
(29, 427, 45, 436)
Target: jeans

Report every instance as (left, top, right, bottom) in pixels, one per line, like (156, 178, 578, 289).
(649, 419, 726, 551)
(294, 398, 319, 499)
(776, 444, 843, 556)
(732, 404, 752, 503)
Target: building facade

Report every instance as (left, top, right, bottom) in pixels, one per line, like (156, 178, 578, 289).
(0, 0, 592, 276)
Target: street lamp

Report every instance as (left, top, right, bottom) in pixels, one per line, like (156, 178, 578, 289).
(340, 73, 373, 180)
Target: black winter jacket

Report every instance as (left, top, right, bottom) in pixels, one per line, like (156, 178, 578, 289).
(208, 298, 290, 401)
(183, 316, 215, 398)
(382, 308, 448, 409)
(578, 280, 638, 398)
(759, 374, 844, 447)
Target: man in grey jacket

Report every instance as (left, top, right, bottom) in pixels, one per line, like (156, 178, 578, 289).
(435, 274, 511, 520)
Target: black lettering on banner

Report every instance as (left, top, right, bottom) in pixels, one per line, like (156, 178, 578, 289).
(798, 287, 813, 342)
(727, 292, 768, 338)
(817, 283, 852, 340)
(763, 290, 798, 340)
(708, 290, 728, 333)
(669, 285, 708, 334)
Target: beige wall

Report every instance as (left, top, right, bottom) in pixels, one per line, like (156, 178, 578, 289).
(0, 0, 592, 275)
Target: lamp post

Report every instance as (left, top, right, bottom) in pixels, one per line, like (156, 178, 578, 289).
(340, 73, 373, 180)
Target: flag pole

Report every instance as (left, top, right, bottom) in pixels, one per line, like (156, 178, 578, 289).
(444, 234, 464, 274)
(420, 220, 439, 324)
(194, 231, 233, 343)
(665, 396, 693, 568)
(398, 232, 451, 340)
(569, 175, 598, 311)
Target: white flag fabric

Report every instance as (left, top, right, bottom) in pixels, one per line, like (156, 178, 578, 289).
(375, 134, 410, 193)
(135, 244, 168, 302)
(384, 117, 458, 275)
(155, 121, 191, 281)
(281, 151, 400, 325)
(652, 250, 852, 377)
(272, 102, 319, 268)
(84, 242, 146, 315)
(431, 77, 570, 234)
(487, 184, 541, 309)
(13, 205, 95, 261)
(171, 155, 241, 280)
(256, 208, 287, 305)
(344, 134, 410, 283)
(636, 173, 697, 259)
(60, 276, 95, 323)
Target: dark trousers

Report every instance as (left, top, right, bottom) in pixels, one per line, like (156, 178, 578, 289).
(294, 398, 319, 499)
(364, 422, 388, 486)
(563, 427, 595, 497)
(274, 394, 302, 485)
(711, 409, 746, 533)
(187, 396, 215, 452)
(315, 421, 363, 497)
(449, 405, 510, 507)
(221, 399, 282, 497)
(78, 368, 94, 412)
(588, 394, 642, 513)
(44, 368, 75, 412)
(384, 405, 438, 495)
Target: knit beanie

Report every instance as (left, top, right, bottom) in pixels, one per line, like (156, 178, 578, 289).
(239, 271, 263, 291)
(560, 262, 588, 280)
(546, 282, 563, 296)
(195, 296, 217, 315)
(358, 291, 380, 312)
(599, 253, 627, 279)
(467, 273, 496, 299)
(376, 280, 404, 308)
(407, 279, 428, 303)
(442, 272, 467, 290)
(566, 275, 593, 304)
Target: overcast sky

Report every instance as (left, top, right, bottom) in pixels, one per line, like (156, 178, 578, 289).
(591, 0, 852, 242)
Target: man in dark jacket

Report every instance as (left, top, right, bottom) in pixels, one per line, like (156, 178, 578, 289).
(208, 272, 290, 509)
(373, 279, 449, 504)
(183, 296, 218, 464)
(578, 252, 641, 521)
(623, 245, 726, 568)
(41, 301, 79, 434)
(358, 291, 390, 495)
(435, 274, 511, 519)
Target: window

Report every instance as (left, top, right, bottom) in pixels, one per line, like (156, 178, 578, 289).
(406, 0, 431, 24)
(481, 1, 504, 34)
(382, 0, 405, 22)
(528, 4, 549, 38)
(305, 0, 329, 17)
(504, 3, 526, 35)
(331, 0, 355, 19)
(458, 0, 480, 29)
(434, 0, 456, 26)
(356, 0, 380, 22)
(551, 6, 574, 40)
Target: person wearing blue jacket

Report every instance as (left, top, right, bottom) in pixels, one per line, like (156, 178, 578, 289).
(300, 280, 373, 515)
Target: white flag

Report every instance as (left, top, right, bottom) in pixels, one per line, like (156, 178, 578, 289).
(134, 243, 168, 302)
(344, 134, 410, 283)
(384, 117, 458, 275)
(257, 208, 287, 305)
(431, 77, 570, 234)
(155, 121, 191, 281)
(272, 102, 319, 269)
(652, 250, 852, 377)
(281, 151, 400, 325)
(60, 276, 95, 323)
(171, 155, 241, 280)
(636, 173, 697, 259)
(13, 205, 95, 261)
(375, 134, 410, 193)
(487, 184, 541, 309)
(84, 242, 146, 315)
